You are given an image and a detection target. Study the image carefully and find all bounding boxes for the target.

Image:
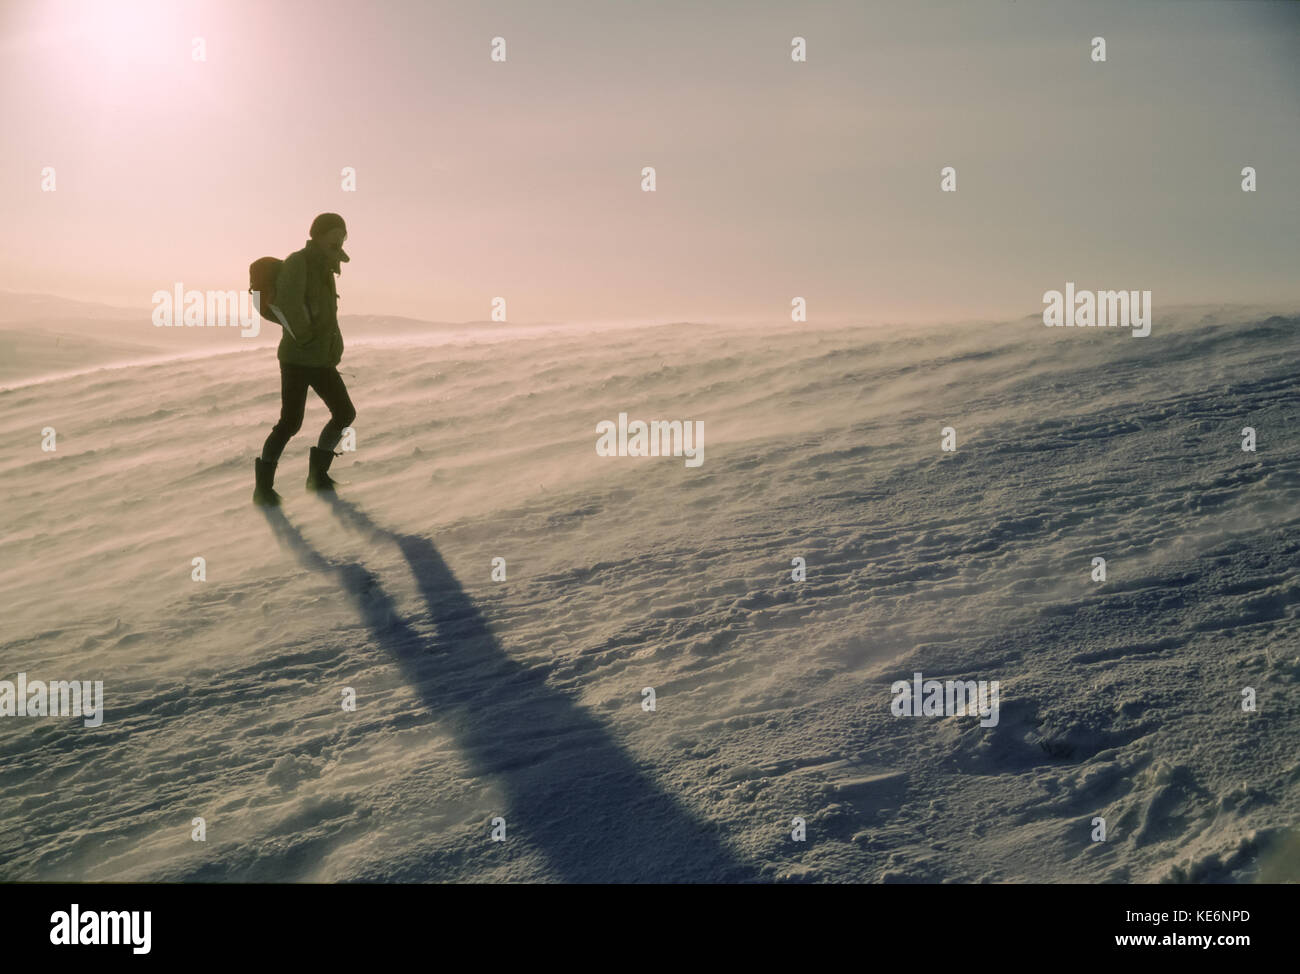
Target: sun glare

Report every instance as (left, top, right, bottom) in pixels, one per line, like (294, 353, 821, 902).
(58, 0, 186, 75)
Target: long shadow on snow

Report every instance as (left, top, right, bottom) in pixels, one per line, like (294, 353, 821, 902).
(261, 497, 753, 882)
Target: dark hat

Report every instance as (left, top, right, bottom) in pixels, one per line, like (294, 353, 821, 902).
(308, 212, 349, 262)
(309, 212, 347, 240)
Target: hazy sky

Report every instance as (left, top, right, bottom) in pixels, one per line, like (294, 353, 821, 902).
(2, 0, 1297, 323)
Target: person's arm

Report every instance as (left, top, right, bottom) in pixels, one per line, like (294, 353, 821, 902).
(272, 252, 313, 344)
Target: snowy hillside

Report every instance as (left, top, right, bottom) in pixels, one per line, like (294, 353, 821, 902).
(1, 309, 1297, 882)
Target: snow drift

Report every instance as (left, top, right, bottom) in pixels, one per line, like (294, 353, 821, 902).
(1, 307, 1297, 882)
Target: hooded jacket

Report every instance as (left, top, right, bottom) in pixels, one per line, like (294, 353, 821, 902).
(274, 239, 344, 368)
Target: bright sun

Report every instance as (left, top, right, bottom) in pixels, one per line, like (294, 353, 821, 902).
(60, 0, 187, 75)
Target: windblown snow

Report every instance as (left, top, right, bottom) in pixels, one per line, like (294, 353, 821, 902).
(1, 307, 1297, 882)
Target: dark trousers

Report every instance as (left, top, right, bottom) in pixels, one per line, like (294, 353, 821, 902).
(261, 363, 356, 463)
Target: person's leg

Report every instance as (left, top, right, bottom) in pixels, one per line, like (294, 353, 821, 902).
(303, 367, 356, 491)
(261, 364, 311, 462)
(254, 364, 311, 505)
(307, 367, 356, 453)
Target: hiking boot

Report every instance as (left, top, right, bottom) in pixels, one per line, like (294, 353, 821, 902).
(306, 447, 340, 492)
(252, 457, 282, 506)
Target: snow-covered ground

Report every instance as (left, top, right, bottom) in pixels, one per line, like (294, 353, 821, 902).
(1, 306, 1297, 882)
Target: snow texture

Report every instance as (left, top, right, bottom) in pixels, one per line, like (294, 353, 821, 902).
(1, 306, 1297, 882)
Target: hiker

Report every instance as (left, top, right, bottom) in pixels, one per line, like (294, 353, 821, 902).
(252, 212, 355, 505)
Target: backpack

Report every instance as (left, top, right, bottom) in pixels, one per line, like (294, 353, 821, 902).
(249, 257, 284, 323)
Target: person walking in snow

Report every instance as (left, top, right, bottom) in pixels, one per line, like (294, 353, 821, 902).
(252, 212, 356, 505)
